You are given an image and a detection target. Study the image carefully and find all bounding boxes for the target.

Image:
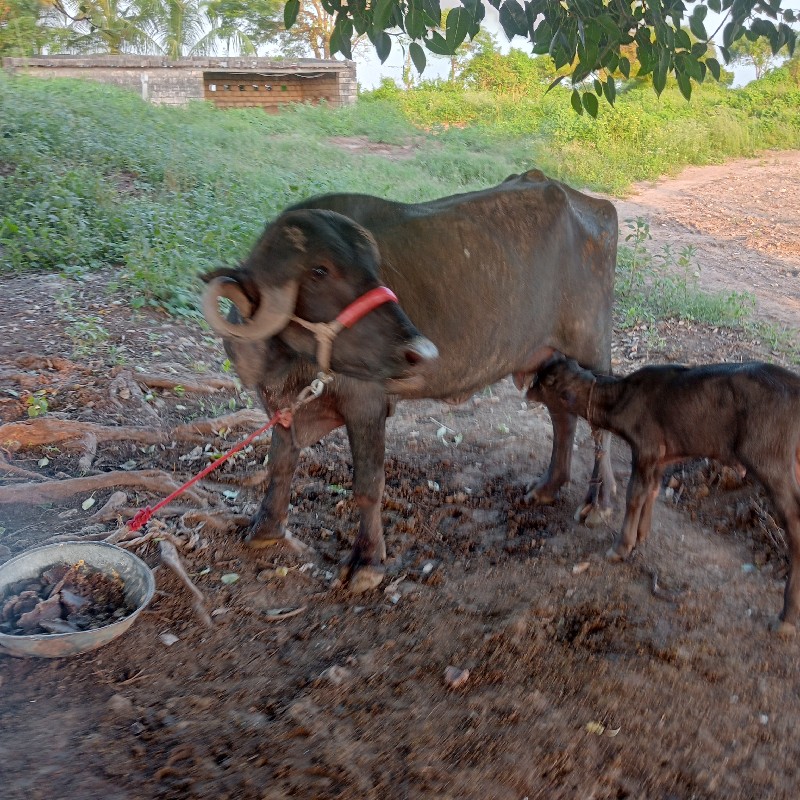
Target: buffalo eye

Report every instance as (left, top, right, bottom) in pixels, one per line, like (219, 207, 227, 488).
(311, 265, 329, 279)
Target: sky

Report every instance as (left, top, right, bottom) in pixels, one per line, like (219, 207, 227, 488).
(351, 2, 800, 90)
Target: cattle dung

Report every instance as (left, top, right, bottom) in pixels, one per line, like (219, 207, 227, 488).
(0, 560, 135, 636)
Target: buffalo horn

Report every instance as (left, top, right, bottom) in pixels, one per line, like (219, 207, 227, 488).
(202, 276, 298, 339)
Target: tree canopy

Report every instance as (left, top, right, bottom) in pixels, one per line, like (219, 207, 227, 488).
(283, 0, 798, 114)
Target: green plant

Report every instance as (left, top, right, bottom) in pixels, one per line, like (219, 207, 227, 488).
(26, 391, 49, 418)
(616, 217, 756, 329)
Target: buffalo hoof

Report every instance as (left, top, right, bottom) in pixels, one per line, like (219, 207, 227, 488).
(335, 563, 385, 594)
(605, 545, 628, 563)
(524, 483, 557, 506)
(244, 530, 312, 556)
(768, 617, 797, 638)
(575, 502, 612, 528)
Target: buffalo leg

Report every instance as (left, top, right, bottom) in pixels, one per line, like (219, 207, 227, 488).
(526, 406, 577, 504)
(244, 424, 302, 549)
(338, 403, 388, 594)
(245, 405, 342, 551)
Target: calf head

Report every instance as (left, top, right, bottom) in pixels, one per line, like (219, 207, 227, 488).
(202, 209, 437, 385)
(527, 354, 593, 416)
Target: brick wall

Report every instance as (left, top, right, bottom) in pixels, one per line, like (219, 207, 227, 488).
(2, 56, 357, 109)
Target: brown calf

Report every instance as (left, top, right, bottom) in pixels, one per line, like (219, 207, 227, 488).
(527, 354, 800, 634)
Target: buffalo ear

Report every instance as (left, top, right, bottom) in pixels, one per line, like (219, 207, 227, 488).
(317, 210, 382, 271)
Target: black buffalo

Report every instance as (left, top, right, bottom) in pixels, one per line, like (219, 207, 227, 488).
(202, 170, 618, 592)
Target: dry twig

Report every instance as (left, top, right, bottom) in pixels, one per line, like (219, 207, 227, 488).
(159, 539, 213, 628)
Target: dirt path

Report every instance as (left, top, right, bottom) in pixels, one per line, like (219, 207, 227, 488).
(616, 149, 800, 333)
(1, 153, 800, 800)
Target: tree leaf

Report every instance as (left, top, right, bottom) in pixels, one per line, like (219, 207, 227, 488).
(425, 30, 452, 55)
(373, 0, 396, 30)
(603, 74, 616, 105)
(618, 55, 631, 79)
(445, 7, 471, 50)
(499, 0, 528, 39)
(283, 0, 300, 29)
(689, 15, 708, 42)
(371, 29, 392, 62)
(706, 56, 721, 81)
(653, 47, 669, 95)
(409, 41, 426, 73)
(676, 69, 692, 100)
(582, 91, 599, 118)
(571, 88, 584, 115)
(406, 1, 426, 39)
(422, 0, 441, 27)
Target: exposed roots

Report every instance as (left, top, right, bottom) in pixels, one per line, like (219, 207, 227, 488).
(0, 454, 47, 482)
(0, 468, 206, 505)
(123, 369, 240, 395)
(0, 410, 269, 453)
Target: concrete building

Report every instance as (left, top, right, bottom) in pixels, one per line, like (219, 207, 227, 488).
(2, 55, 358, 110)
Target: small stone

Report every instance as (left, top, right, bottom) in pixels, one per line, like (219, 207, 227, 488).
(159, 632, 179, 646)
(759, 714, 769, 725)
(107, 693, 134, 715)
(318, 665, 353, 685)
(211, 607, 230, 618)
(571, 561, 590, 575)
(444, 665, 470, 689)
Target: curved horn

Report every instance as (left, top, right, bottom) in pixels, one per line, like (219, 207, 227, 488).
(202, 276, 298, 340)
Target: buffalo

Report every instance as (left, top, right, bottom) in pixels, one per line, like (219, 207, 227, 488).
(202, 170, 618, 592)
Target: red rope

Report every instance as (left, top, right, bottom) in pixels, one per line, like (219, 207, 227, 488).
(127, 408, 293, 533)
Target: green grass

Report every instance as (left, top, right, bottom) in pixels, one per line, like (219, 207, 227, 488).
(0, 69, 798, 353)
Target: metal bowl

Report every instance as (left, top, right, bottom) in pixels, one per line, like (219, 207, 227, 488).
(0, 541, 155, 658)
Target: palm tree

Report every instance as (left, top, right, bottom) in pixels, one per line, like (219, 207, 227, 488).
(45, 0, 158, 54)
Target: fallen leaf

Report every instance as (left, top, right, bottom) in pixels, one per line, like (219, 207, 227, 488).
(81, 496, 96, 511)
(585, 721, 606, 735)
(221, 573, 240, 585)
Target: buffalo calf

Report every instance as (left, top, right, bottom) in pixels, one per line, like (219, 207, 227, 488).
(528, 354, 800, 634)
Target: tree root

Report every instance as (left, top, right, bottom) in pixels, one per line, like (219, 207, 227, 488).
(158, 539, 214, 628)
(0, 455, 47, 482)
(0, 410, 269, 452)
(0, 418, 172, 450)
(0, 468, 206, 505)
(123, 369, 240, 395)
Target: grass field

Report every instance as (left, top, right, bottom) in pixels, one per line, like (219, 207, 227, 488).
(1, 67, 798, 335)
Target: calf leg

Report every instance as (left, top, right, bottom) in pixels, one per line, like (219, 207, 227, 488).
(338, 403, 388, 594)
(635, 467, 664, 545)
(526, 406, 576, 505)
(576, 429, 616, 527)
(607, 458, 656, 561)
(765, 489, 800, 635)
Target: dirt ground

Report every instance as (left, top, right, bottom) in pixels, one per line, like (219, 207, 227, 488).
(1, 151, 800, 800)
